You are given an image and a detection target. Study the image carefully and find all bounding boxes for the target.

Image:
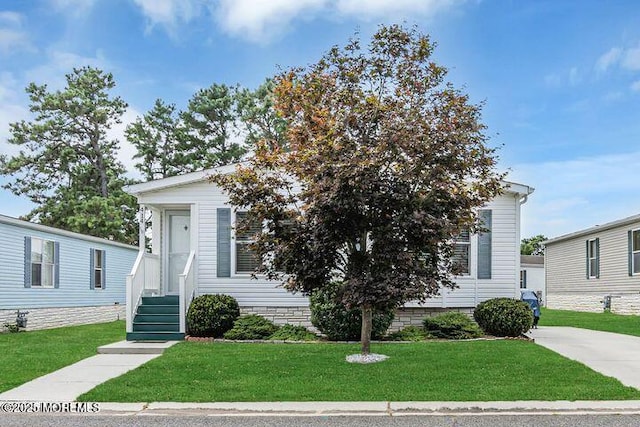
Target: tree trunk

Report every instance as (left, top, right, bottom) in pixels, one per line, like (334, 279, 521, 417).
(361, 304, 373, 355)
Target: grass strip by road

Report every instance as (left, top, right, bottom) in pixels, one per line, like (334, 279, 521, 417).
(79, 340, 640, 402)
(0, 320, 125, 393)
(540, 308, 640, 337)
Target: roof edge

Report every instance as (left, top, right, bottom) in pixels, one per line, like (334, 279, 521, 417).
(544, 213, 640, 245)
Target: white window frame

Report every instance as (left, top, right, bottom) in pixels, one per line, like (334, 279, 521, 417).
(588, 238, 598, 279)
(233, 211, 261, 275)
(452, 231, 471, 276)
(31, 237, 56, 288)
(633, 229, 640, 275)
(93, 249, 104, 289)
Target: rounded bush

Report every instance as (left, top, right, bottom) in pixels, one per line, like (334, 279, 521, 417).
(473, 298, 533, 337)
(187, 294, 240, 337)
(268, 324, 317, 341)
(309, 285, 394, 341)
(386, 325, 427, 342)
(422, 312, 482, 340)
(223, 315, 280, 340)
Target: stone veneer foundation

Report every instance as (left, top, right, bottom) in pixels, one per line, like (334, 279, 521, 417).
(0, 304, 126, 331)
(240, 306, 475, 333)
(547, 293, 640, 315)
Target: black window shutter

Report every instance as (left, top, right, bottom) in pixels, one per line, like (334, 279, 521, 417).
(53, 241, 60, 288)
(477, 210, 492, 279)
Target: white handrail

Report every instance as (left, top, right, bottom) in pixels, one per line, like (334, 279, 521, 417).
(178, 251, 196, 334)
(126, 251, 161, 334)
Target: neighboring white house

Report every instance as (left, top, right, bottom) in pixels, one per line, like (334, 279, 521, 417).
(545, 213, 640, 314)
(0, 214, 138, 331)
(123, 165, 534, 340)
(520, 255, 545, 304)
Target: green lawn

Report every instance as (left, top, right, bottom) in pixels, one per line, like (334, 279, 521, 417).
(540, 308, 640, 337)
(0, 321, 125, 393)
(79, 340, 640, 402)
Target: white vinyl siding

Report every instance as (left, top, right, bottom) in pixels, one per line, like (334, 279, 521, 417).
(139, 181, 523, 308)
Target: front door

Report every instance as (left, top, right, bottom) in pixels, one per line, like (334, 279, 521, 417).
(166, 210, 191, 294)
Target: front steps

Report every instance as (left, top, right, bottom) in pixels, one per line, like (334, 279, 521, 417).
(127, 295, 184, 341)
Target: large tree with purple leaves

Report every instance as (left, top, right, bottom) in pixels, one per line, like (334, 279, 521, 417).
(214, 25, 504, 355)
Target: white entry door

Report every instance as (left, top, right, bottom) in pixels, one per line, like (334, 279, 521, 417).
(167, 210, 191, 294)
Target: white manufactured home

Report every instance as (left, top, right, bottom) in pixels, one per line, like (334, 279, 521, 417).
(123, 165, 534, 340)
(545, 213, 640, 314)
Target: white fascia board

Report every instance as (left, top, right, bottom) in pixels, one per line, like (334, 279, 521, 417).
(124, 164, 240, 196)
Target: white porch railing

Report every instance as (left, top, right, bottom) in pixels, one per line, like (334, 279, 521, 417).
(126, 251, 161, 333)
(178, 251, 197, 334)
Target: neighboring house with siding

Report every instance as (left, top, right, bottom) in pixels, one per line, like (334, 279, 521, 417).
(0, 214, 138, 330)
(520, 255, 545, 304)
(545, 214, 640, 313)
(123, 165, 534, 341)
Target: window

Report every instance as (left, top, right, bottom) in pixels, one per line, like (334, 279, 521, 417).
(452, 230, 470, 275)
(31, 238, 56, 288)
(632, 229, 640, 275)
(520, 270, 527, 288)
(587, 238, 599, 278)
(92, 249, 105, 289)
(235, 212, 262, 274)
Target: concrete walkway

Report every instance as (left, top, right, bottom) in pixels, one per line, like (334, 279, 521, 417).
(0, 341, 177, 401)
(527, 326, 640, 389)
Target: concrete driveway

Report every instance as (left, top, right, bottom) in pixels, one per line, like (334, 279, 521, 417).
(528, 327, 640, 389)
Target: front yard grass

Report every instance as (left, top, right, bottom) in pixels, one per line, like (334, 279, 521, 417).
(540, 308, 640, 337)
(0, 321, 125, 393)
(79, 340, 640, 402)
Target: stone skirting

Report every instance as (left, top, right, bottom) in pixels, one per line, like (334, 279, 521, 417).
(546, 293, 640, 315)
(0, 304, 126, 332)
(240, 305, 474, 333)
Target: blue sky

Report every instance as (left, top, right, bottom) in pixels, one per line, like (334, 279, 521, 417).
(0, 0, 639, 239)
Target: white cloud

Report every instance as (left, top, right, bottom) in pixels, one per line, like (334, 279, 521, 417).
(131, 0, 464, 43)
(595, 47, 622, 74)
(133, 0, 204, 37)
(216, 0, 326, 42)
(48, 0, 97, 16)
(335, 0, 460, 19)
(0, 11, 33, 54)
(24, 49, 111, 89)
(0, 72, 30, 154)
(622, 44, 640, 71)
(107, 107, 143, 178)
(631, 80, 640, 92)
(508, 151, 640, 239)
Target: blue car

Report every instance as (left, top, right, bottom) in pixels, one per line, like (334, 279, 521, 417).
(521, 290, 541, 328)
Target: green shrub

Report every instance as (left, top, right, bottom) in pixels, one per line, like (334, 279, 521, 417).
(474, 298, 533, 337)
(268, 324, 317, 341)
(386, 325, 427, 341)
(423, 312, 483, 339)
(186, 294, 240, 337)
(223, 315, 280, 340)
(309, 284, 395, 341)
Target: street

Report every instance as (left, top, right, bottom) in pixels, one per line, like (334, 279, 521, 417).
(3, 414, 640, 427)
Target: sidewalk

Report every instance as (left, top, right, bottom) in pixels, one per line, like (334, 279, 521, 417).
(0, 341, 177, 401)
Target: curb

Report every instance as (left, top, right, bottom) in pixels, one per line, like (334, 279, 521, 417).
(95, 401, 640, 416)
